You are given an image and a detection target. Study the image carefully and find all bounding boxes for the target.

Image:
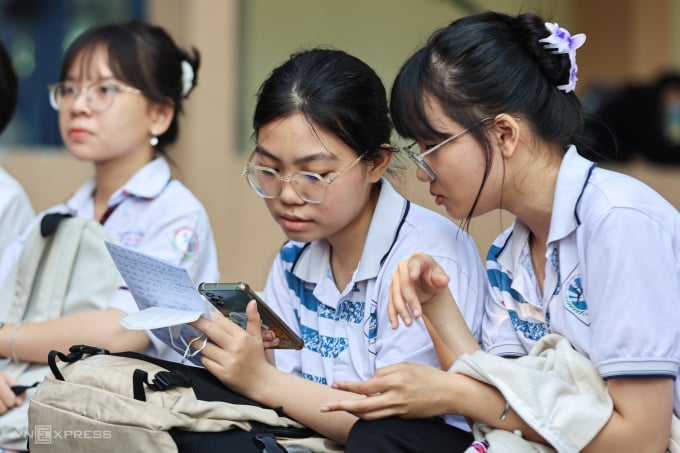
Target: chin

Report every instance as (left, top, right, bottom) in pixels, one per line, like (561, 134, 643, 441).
(66, 149, 97, 162)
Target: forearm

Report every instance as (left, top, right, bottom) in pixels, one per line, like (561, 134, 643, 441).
(422, 289, 480, 369)
(451, 373, 672, 452)
(446, 372, 544, 442)
(0, 309, 150, 363)
(249, 367, 361, 445)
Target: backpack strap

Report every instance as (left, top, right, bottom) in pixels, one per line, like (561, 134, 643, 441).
(250, 422, 288, 453)
(47, 344, 111, 381)
(10, 381, 39, 395)
(131, 368, 193, 402)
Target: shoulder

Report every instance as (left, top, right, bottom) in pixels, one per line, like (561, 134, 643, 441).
(579, 167, 679, 228)
(0, 167, 26, 194)
(402, 201, 479, 251)
(142, 179, 211, 221)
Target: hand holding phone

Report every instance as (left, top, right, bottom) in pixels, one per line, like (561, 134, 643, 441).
(197, 282, 304, 350)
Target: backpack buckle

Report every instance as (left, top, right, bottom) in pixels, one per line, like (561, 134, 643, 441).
(152, 370, 192, 391)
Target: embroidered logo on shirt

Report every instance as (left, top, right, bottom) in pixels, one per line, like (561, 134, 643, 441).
(564, 275, 590, 325)
(171, 226, 199, 259)
(118, 230, 144, 248)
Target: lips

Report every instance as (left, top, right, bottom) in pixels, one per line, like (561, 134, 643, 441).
(430, 189, 445, 206)
(67, 128, 91, 140)
(278, 214, 311, 231)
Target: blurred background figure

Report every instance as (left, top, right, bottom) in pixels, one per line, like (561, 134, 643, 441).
(583, 71, 680, 164)
(0, 40, 34, 257)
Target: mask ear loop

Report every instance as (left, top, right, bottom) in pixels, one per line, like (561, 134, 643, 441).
(184, 335, 208, 361)
(168, 325, 207, 364)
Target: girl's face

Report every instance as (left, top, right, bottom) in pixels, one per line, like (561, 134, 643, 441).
(58, 46, 163, 166)
(254, 112, 382, 244)
(417, 96, 503, 219)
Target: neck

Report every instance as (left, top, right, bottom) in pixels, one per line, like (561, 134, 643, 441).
(327, 185, 380, 291)
(504, 144, 562, 244)
(93, 150, 155, 210)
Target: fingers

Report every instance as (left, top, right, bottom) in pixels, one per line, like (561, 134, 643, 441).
(330, 365, 397, 395)
(192, 310, 249, 350)
(0, 375, 20, 415)
(261, 332, 280, 349)
(244, 300, 262, 337)
(422, 257, 451, 290)
(389, 257, 425, 327)
(320, 393, 401, 420)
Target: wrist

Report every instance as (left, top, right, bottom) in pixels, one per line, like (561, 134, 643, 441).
(0, 322, 11, 358)
(249, 365, 288, 407)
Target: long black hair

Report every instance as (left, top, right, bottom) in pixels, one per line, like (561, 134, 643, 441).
(391, 11, 585, 225)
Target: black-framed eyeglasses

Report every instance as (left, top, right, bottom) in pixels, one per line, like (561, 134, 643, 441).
(241, 152, 366, 204)
(47, 79, 141, 112)
(402, 116, 495, 181)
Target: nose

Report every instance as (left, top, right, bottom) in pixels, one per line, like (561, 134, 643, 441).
(278, 179, 305, 204)
(415, 165, 434, 182)
(70, 87, 91, 112)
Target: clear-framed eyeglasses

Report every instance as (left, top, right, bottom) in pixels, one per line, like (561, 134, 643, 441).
(47, 79, 141, 112)
(402, 116, 495, 181)
(241, 152, 366, 204)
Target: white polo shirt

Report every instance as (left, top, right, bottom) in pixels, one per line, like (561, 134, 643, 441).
(0, 157, 219, 361)
(484, 146, 680, 416)
(265, 178, 487, 429)
(0, 167, 34, 256)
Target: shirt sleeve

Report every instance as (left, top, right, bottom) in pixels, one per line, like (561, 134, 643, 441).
(483, 233, 528, 357)
(372, 231, 487, 371)
(263, 248, 304, 377)
(0, 171, 34, 255)
(582, 208, 680, 378)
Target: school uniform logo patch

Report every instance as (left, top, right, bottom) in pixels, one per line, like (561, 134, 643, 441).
(172, 226, 199, 258)
(117, 230, 144, 248)
(564, 275, 590, 325)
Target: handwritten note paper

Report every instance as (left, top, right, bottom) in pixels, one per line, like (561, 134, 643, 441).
(105, 241, 209, 312)
(105, 242, 212, 365)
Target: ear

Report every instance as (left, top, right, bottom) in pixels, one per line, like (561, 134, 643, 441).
(148, 100, 175, 136)
(490, 114, 521, 159)
(366, 144, 394, 183)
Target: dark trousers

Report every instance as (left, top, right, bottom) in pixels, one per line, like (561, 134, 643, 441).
(345, 417, 474, 453)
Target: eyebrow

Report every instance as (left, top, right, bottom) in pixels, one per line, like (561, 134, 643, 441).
(254, 145, 338, 166)
(63, 76, 118, 83)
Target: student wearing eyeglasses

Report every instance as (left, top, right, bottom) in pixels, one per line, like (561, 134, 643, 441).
(0, 20, 219, 433)
(191, 48, 488, 448)
(322, 11, 680, 453)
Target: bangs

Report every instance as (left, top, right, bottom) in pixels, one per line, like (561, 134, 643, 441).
(60, 41, 108, 81)
(390, 48, 449, 142)
(59, 25, 138, 88)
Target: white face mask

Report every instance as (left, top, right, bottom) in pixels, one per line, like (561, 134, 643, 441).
(121, 307, 209, 365)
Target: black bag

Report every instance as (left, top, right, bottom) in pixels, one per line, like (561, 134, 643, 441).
(28, 345, 343, 452)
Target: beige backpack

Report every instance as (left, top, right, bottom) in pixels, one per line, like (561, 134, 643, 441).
(28, 345, 343, 452)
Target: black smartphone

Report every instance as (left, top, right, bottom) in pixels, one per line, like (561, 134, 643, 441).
(197, 282, 304, 350)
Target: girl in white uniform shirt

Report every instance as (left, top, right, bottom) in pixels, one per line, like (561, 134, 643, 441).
(0, 21, 219, 367)
(324, 11, 680, 453)
(191, 48, 488, 447)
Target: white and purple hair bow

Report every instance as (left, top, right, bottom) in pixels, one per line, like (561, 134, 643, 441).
(538, 22, 587, 93)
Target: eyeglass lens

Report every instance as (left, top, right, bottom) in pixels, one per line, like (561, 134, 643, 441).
(247, 168, 328, 203)
(50, 81, 119, 111)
